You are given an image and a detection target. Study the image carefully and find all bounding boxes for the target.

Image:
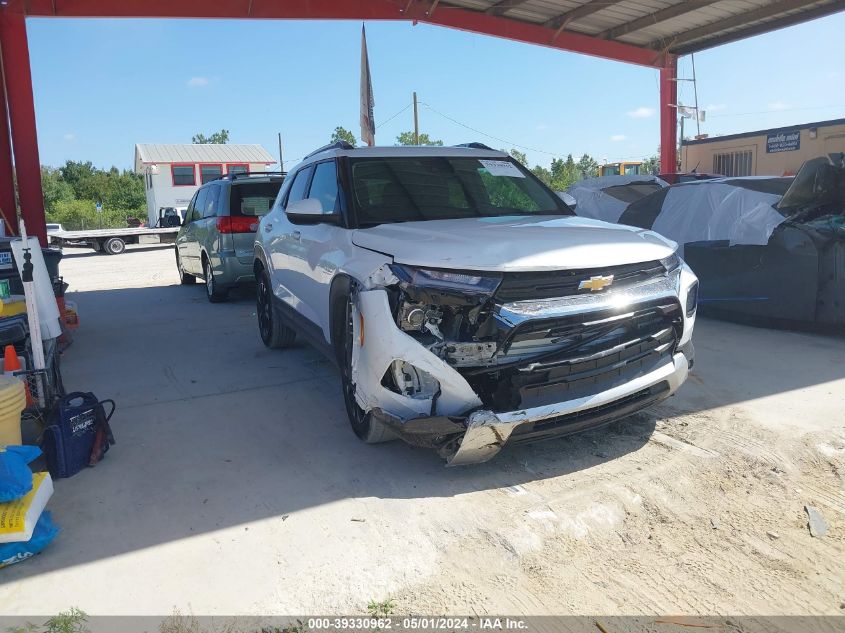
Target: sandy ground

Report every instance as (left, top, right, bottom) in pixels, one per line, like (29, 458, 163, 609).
(1, 244, 843, 616)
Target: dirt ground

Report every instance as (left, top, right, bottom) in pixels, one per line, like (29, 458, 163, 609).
(2, 244, 844, 616)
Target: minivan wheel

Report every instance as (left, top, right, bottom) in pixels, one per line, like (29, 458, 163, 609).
(257, 268, 296, 348)
(203, 258, 228, 303)
(176, 250, 196, 284)
(341, 293, 394, 444)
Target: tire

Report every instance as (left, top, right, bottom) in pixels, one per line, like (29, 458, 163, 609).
(340, 291, 394, 444)
(203, 257, 228, 303)
(175, 249, 196, 284)
(256, 268, 296, 349)
(103, 237, 126, 255)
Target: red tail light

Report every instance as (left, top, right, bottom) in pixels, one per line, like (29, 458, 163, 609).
(216, 216, 259, 234)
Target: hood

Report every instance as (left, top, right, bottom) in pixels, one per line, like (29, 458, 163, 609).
(351, 215, 676, 272)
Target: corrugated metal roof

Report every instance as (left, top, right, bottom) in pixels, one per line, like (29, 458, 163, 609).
(135, 143, 275, 164)
(445, 0, 845, 55)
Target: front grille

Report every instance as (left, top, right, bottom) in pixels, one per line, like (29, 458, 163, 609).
(495, 260, 667, 302)
(464, 299, 682, 411)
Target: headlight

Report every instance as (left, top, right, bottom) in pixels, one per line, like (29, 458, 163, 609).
(686, 280, 699, 317)
(389, 264, 502, 295)
(660, 252, 681, 273)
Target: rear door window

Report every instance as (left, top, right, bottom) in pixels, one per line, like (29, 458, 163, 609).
(192, 188, 209, 222)
(285, 167, 313, 208)
(307, 161, 339, 213)
(230, 180, 284, 217)
(204, 185, 221, 218)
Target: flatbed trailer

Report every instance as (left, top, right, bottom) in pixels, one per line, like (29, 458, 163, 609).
(48, 227, 180, 255)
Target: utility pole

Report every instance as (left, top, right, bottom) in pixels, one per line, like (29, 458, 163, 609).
(691, 54, 701, 137)
(278, 132, 284, 173)
(413, 92, 420, 145)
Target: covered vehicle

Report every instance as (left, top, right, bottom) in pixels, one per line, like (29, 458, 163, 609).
(612, 160, 845, 327)
(564, 174, 668, 223)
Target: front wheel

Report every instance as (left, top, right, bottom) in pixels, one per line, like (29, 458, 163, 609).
(340, 292, 394, 444)
(256, 268, 296, 348)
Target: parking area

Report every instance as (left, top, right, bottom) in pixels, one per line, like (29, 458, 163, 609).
(2, 244, 844, 615)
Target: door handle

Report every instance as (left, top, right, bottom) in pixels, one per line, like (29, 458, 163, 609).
(264, 223, 273, 232)
(292, 231, 302, 240)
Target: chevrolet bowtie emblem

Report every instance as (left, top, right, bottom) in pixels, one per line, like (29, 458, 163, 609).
(579, 274, 614, 292)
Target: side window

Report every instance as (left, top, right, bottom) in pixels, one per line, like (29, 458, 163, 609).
(185, 192, 199, 222)
(204, 185, 221, 218)
(192, 188, 209, 222)
(307, 161, 339, 213)
(284, 166, 314, 208)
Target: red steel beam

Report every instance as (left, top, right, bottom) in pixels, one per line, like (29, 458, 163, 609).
(0, 49, 18, 235)
(0, 12, 47, 245)
(659, 56, 678, 175)
(6, 0, 666, 67)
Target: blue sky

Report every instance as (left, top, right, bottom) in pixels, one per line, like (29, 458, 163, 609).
(26, 11, 845, 171)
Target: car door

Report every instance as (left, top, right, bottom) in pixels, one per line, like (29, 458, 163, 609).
(195, 183, 222, 268)
(176, 191, 199, 271)
(184, 187, 208, 274)
(270, 160, 342, 335)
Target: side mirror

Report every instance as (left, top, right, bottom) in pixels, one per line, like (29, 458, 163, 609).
(558, 191, 578, 210)
(286, 197, 340, 224)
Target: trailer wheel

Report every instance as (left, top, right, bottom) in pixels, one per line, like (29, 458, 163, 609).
(103, 237, 126, 255)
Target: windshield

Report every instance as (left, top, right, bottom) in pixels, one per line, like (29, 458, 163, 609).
(777, 156, 845, 216)
(349, 156, 570, 225)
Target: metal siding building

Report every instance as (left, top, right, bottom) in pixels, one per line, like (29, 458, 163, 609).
(681, 118, 845, 177)
(134, 143, 276, 226)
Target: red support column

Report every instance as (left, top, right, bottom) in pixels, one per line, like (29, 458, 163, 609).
(659, 56, 678, 175)
(0, 12, 45, 245)
(0, 51, 17, 235)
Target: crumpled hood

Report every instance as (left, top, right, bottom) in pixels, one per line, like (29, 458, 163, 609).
(351, 215, 676, 271)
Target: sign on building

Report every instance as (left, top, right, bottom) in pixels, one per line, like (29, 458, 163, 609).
(766, 130, 800, 153)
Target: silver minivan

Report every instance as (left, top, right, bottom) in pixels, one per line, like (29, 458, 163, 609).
(175, 172, 284, 302)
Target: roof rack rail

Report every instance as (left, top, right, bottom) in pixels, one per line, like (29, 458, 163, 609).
(453, 142, 495, 150)
(304, 140, 355, 159)
(210, 170, 286, 182)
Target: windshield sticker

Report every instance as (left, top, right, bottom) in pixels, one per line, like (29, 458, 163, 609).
(479, 160, 525, 178)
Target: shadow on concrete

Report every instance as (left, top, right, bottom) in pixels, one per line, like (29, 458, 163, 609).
(59, 245, 175, 259)
(3, 282, 844, 582)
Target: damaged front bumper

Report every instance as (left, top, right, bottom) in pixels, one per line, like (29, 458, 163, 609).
(352, 265, 696, 466)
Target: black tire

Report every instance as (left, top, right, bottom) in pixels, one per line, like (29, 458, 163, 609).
(256, 268, 296, 348)
(103, 237, 126, 255)
(175, 249, 196, 284)
(203, 257, 228, 303)
(340, 292, 394, 444)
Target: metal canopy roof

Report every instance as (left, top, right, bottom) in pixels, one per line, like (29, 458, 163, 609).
(135, 144, 276, 165)
(443, 0, 845, 56)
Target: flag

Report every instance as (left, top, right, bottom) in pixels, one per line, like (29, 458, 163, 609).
(360, 24, 375, 147)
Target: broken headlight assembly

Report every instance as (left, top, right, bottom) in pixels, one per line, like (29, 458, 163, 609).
(388, 264, 502, 297)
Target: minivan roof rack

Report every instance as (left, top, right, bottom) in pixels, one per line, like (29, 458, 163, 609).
(210, 171, 286, 182)
(304, 140, 355, 159)
(453, 142, 495, 150)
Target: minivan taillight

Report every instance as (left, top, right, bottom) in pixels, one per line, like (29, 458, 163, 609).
(217, 216, 258, 234)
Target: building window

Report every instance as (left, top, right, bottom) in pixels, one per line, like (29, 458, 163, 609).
(172, 164, 196, 186)
(713, 151, 753, 177)
(200, 164, 223, 184)
(227, 164, 248, 176)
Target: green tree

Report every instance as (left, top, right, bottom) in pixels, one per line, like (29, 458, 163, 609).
(508, 149, 528, 165)
(576, 154, 599, 179)
(641, 148, 661, 175)
(192, 129, 229, 144)
(40, 166, 75, 214)
(395, 131, 443, 146)
(531, 165, 553, 187)
(331, 126, 357, 146)
(549, 154, 579, 191)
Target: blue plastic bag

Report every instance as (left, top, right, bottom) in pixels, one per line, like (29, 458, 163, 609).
(0, 446, 41, 502)
(0, 511, 59, 569)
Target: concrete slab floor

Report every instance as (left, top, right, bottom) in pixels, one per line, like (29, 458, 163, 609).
(1, 244, 843, 616)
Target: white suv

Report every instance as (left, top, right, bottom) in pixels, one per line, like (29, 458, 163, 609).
(254, 142, 698, 465)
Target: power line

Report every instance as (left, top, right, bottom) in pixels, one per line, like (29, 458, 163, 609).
(376, 103, 412, 129)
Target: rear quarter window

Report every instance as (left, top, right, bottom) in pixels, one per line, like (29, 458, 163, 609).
(230, 181, 284, 217)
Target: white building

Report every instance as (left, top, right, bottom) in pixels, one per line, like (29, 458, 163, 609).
(134, 143, 276, 226)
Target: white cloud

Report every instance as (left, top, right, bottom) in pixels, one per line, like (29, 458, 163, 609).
(706, 103, 727, 112)
(186, 76, 209, 88)
(768, 101, 790, 111)
(63, 133, 76, 142)
(627, 106, 655, 119)
(610, 134, 627, 142)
